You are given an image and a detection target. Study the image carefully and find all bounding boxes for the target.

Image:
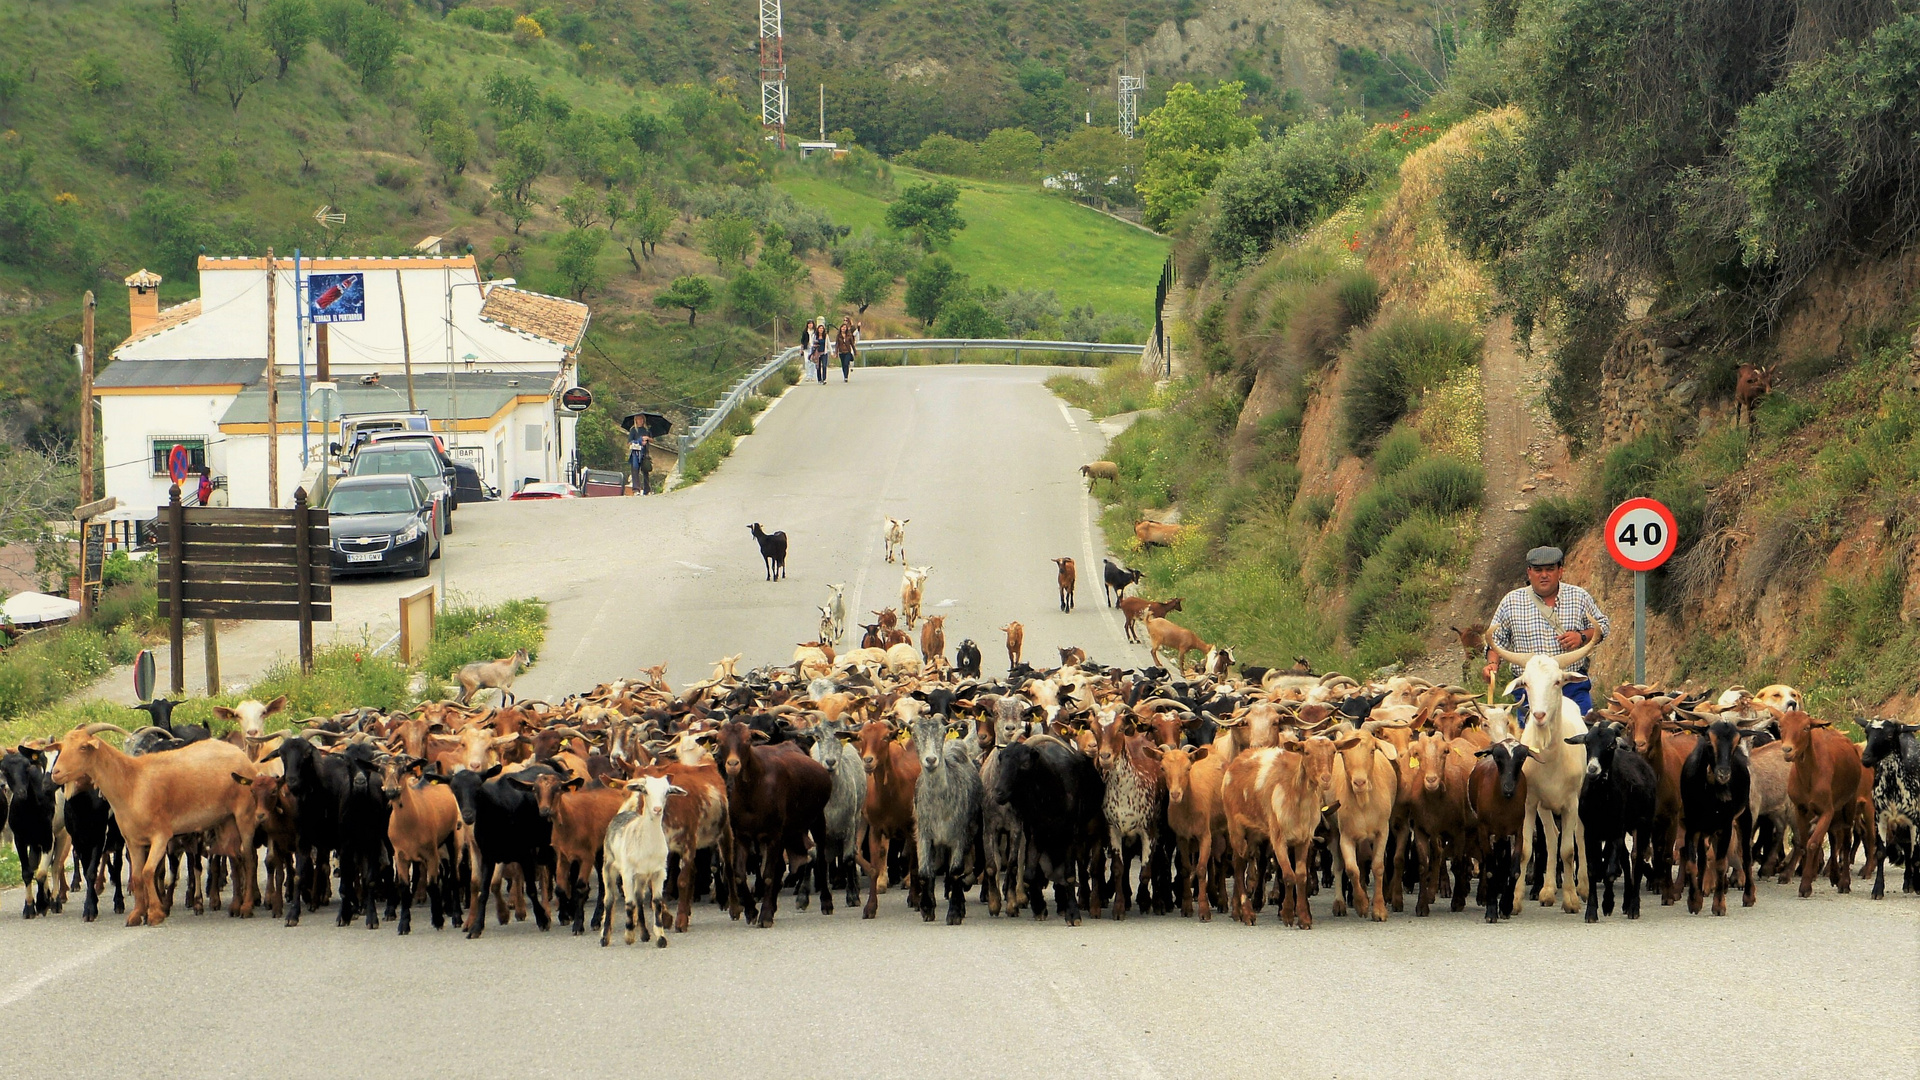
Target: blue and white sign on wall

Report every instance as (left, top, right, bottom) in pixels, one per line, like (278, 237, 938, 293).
(307, 272, 366, 324)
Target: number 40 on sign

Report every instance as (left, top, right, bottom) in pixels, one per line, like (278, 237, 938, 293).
(1606, 496, 1678, 683)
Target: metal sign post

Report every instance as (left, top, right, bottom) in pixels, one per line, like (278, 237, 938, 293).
(1605, 497, 1679, 685)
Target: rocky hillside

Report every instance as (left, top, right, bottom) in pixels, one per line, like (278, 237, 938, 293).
(1075, 2, 1920, 720)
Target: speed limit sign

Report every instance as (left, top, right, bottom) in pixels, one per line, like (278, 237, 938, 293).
(1606, 497, 1678, 571)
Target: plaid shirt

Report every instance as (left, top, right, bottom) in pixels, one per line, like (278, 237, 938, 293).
(1488, 583, 1610, 679)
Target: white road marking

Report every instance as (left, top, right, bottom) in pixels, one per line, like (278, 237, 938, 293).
(675, 561, 713, 573)
(1056, 400, 1081, 433)
(0, 935, 129, 1011)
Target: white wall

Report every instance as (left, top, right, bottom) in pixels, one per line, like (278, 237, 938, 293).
(117, 262, 570, 375)
(100, 392, 239, 516)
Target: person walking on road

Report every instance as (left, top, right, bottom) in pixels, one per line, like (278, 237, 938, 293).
(196, 465, 215, 506)
(836, 316, 858, 382)
(811, 313, 830, 383)
(800, 320, 822, 384)
(1481, 545, 1609, 718)
(627, 423, 653, 495)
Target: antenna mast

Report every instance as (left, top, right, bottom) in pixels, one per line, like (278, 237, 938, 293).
(1118, 73, 1143, 139)
(759, 0, 788, 148)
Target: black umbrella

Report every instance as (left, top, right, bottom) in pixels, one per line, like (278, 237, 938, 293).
(623, 412, 673, 438)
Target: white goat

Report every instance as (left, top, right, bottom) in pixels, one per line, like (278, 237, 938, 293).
(900, 565, 931, 630)
(884, 518, 909, 564)
(1493, 637, 1600, 913)
(212, 695, 288, 741)
(600, 775, 682, 948)
(821, 582, 847, 646)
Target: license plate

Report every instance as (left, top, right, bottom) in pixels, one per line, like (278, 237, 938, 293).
(347, 551, 383, 563)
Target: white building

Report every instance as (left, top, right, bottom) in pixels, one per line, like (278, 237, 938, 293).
(96, 257, 589, 515)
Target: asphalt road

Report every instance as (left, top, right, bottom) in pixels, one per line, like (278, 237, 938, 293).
(1, 874, 1913, 1076)
(93, 364, 1144, 701)
(21, 366, 1917, 1075)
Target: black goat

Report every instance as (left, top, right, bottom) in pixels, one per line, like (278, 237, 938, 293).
(130, 699, 210, 744)
(991, 737, 1105, 925)
(61, 784, 125, 921)
(1860, 718, 1919, 899)
(1102, 560, 1143, 607)
(1569, 720, 1656, 921)
(2, 747, 58, 917)
(749, 523, 787, 581)
(1675, 715, 1759, 916)
(259, 734, 348, 927)
(954, 639, 983, 679)
(430, 764, 557, 937)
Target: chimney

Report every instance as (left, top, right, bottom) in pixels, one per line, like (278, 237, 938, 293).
(125, 269, 163, 336)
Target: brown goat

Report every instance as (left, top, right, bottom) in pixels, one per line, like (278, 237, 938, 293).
(1146, 616, 1210, 673)
(919, 614, 947, 669)
(1135, 519, 1183, 549)
(1001, 622, 1024, 669)
(1053, 557, 1077, 613)
(1734, 363, 1779, 429)
(1117, 596, 1183, 644)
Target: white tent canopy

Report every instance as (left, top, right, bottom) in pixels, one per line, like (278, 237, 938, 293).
(2, 591, 82, 626)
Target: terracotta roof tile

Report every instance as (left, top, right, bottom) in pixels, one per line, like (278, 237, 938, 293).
(117, 298, 201, 349)
(478, 285, 590, 350)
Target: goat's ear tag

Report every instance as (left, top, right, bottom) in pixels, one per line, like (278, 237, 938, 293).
(1409, 755, 1420, 769)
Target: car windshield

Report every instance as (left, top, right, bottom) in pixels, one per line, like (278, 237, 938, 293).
(327, 485, 417, 515)
(352, 449, 441, 479)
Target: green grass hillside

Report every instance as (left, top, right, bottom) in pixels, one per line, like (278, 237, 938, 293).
(778, 169, 1167, 315)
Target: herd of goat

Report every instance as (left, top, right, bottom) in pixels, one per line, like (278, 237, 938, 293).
(2, 512, 1915, 949)
(3, 631, 1915, 948)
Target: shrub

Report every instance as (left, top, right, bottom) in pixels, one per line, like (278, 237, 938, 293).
(1300, 492, 1336, 529)
(1521, 495, 1595, 554)
(421, 596, 548, 691)
(678, 430, 733, 484)
(1342, 456, 1484, 570)
(1345, 512, 1460, 642)
(1373, 425, 1424, 478)
(1599, 432, 1672, 511)
(1340, 311, 1482, 453)
(1208, 113, 1377, 265)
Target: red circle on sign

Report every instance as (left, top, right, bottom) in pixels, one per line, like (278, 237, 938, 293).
(1605, 497, 1678, 571)
(560, 386, 593, 413)
(167, 444, 191, 484)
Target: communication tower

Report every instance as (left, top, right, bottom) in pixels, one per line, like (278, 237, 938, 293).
(759, 0, 788, 148)
(1118, 74, 1144, 139)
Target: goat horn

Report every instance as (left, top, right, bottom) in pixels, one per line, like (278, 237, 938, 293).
(299, 728, 345, 742)
(1491, 645, 1531, 665)
(1443, 685, 1472, 696)
(81, 723, 131, 735)
(132, 726, 175, 739)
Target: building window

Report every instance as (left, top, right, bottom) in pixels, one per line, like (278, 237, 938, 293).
(150, 437, 207, 477)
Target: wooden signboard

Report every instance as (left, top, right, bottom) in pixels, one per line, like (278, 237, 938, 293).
(155, 484, 331, 691)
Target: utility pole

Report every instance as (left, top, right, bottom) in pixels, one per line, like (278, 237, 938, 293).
(820, 84, 826, 141)
(79, 291, 95, 506)
(266, 247, 279, 508)
(397, 269, 416, 409)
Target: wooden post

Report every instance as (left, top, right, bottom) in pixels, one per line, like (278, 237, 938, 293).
(80, 291, 95, 507)
(201, 618, 220, 695)
(316, 322, 329, 383)
(266, 248, 280, 508)
(294, 486, 313, 674)
(397, 270, 416, 410)
(168, 483, 185, 696)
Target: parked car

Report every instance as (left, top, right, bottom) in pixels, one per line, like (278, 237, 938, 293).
(334, 411, 430, 459)
(325, 475, 440, 577)
(349, 444, 456, 533)
(509, 482, 578, 501)
(577, 468, 627, 497)
(360, 431, 495, 503)
(451, 462, 496, 503)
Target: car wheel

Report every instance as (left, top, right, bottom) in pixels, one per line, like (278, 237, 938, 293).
(413, 556, 431, 577)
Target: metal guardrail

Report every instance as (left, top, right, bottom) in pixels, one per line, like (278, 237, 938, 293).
(681, 345, 803, 456)
(675, 338, 1144, 459)
(858, 338, 1145, 356)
